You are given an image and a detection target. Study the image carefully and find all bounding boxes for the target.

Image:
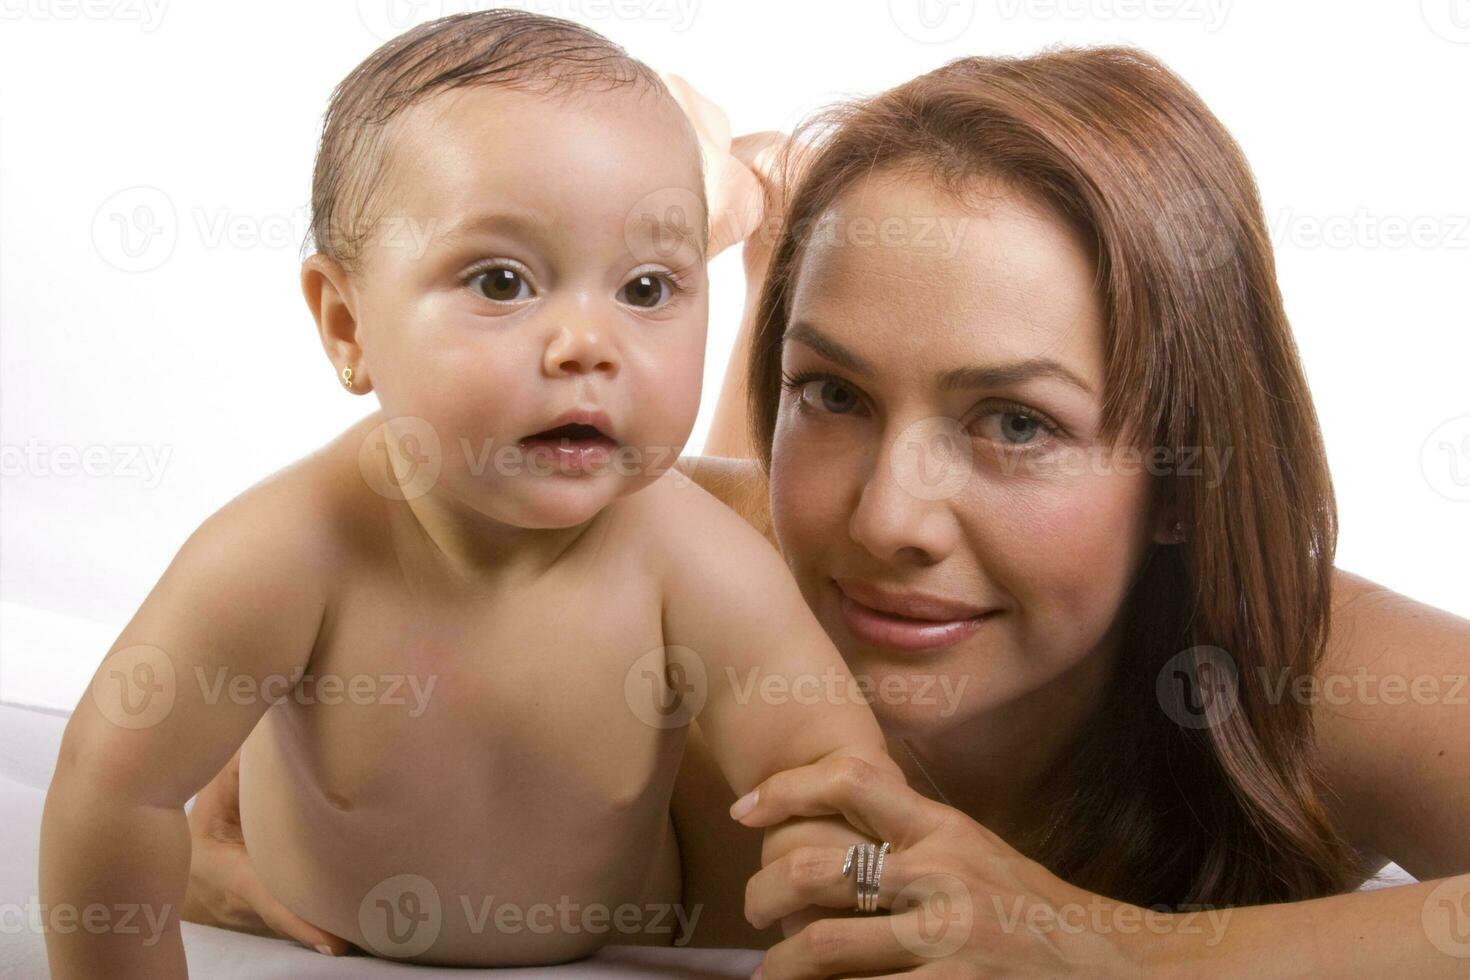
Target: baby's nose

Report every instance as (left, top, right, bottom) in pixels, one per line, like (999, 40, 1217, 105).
(544, 324, 619, 378)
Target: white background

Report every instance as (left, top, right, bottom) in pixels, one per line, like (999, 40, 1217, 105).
(1, 0, 1467, 710)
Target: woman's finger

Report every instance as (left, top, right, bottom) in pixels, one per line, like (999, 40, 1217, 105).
(243, 875, 350, 955)
(757, 913, 928, 980)
(731, 755, 938, 843)
(746, 843, 922, 930)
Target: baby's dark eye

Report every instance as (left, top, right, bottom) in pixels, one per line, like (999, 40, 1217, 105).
(618, 274, 670, 309)
(470, 267, 532, 303)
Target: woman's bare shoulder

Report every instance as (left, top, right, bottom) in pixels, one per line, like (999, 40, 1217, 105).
(1317, 568, 1470, 878)
(1324, 569, 1470, 672)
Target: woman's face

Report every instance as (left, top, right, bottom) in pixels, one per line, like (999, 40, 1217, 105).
(769, 171, 1163, 739)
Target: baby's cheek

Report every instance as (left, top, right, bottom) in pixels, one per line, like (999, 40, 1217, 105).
(635, 355, 704, 452)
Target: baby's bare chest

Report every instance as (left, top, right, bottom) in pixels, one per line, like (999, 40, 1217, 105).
(276, 567, 678, 802)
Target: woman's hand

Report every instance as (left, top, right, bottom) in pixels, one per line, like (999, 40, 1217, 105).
(182, 748, 350, 956)
(733, 756, 1157, 978)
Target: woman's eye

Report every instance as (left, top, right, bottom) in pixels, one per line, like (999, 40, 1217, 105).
(800, 379, 860, 415)
(470, 267, 532, 303)
(975, 410, 1049, 446)
(618, 274, 670, 309)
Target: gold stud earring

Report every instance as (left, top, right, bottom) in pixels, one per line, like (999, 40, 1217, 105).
(341, 365, 354, 390)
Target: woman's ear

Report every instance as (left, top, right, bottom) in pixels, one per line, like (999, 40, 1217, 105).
(1151, 508, 1187, 545)
(301, 252, 372, 394)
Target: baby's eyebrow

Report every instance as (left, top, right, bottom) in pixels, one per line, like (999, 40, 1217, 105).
(437, 208, 706, 262)
(440, 210, 544, 243)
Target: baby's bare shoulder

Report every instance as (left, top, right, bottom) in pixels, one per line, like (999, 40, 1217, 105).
(615, 469, 788, 595)
(191, 414, 390, 578)
(622, 469, 762, 544)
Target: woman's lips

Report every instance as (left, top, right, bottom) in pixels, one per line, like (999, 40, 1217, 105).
(833, 578, 997, 653)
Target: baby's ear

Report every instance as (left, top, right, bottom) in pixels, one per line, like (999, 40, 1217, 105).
(301, 252, 371, 394)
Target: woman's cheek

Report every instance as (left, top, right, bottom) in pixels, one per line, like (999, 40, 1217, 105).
(770, 416, 861, 569)
(971, 465, 1153, 655)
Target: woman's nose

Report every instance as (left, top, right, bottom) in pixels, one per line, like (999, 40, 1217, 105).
(542, 322, 619, 379)
(847, 427, 965, 565)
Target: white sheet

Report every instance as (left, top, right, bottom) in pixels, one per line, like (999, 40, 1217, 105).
(0, 701, 764, 978)
(1, 699, 1418, 977)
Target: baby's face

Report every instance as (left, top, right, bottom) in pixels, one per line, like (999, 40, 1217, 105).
(351, 84, 708, 529)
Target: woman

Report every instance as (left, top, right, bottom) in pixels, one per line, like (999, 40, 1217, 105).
(187, 47, 1470, 975)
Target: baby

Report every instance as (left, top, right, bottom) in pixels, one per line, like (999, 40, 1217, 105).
(40, 10, 895, 975)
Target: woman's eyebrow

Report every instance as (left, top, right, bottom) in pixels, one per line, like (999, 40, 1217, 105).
(785, 321, 874, 375)
(939, 360, 1095, 396)
(786, 320, 1095, 395)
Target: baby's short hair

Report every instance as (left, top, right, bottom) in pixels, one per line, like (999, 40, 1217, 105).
(308, 9, 698, 272)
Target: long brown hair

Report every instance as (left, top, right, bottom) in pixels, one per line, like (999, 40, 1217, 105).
(746, 47, 1362, 907)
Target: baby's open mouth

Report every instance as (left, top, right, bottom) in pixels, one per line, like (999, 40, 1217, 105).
(519, 422, 616, 447)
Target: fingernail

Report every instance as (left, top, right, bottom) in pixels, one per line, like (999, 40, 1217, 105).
(729, 789, 759, 821)
(315, 945, 335, 956)
(750, 966, 763, 980)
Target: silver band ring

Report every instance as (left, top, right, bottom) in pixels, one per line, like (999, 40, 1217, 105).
(842, 841, 891, 912)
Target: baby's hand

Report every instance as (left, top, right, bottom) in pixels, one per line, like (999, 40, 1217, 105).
(660, 73, 765, 259)
(751, 814, 874, 938)
(737, 753, 910, 938)
(183, 749, 349, 956)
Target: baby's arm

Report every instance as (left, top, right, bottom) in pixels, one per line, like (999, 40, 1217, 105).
(41, 479, 328, 978)
(659, 484, 895, 797)
(657, 483, 903, 934)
